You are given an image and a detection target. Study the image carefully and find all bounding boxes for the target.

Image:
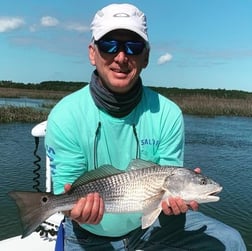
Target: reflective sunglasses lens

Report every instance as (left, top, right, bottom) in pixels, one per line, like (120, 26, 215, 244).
(125, 42, 145, 55)
(95, 40, 145, 55)
(96, 40, 119, 54)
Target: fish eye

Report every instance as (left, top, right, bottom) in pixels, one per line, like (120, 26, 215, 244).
(200, 178, 207, 185)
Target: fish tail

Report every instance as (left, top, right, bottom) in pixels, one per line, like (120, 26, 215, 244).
(8, 191, 56, 238)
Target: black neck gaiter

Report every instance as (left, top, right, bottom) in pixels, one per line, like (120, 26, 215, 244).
(89, 71, 143, 118)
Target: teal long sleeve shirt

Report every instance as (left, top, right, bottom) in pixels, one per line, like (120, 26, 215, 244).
(45, 85, 184, 237)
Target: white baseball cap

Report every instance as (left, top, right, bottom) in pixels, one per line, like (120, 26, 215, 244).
(90, 3, 148, 42)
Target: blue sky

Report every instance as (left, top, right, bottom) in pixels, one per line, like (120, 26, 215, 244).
(1, 0, 252, 92)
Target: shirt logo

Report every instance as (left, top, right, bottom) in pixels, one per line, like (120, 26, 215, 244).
(141, 138, 160, 146)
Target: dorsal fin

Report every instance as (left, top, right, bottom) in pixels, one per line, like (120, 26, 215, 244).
(127, 159, 159, 171)
(71, 165, 123, 188)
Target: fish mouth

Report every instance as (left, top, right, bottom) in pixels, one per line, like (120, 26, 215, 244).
(206, 187, 223, 199)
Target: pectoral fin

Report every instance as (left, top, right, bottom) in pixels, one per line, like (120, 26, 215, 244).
(141, 192, 164, 229)
(141, 207, 162, 229)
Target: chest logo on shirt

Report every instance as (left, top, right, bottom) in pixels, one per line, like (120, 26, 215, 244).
(141, 138, 160, 146)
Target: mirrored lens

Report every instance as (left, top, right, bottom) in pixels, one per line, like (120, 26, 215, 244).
(95, 40, 145, 55)
(97, 40, 118, 53)
(125, 41, 145, 55)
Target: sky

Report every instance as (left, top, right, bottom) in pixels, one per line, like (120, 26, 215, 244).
(1, 0, 252, 92)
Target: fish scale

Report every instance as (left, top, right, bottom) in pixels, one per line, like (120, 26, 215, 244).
(81, 166, 173, 212)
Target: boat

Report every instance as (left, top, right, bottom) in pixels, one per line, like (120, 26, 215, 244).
(0, 121, 64, 251)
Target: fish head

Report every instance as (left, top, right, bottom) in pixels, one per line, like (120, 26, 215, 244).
(163, 168, 222, 204)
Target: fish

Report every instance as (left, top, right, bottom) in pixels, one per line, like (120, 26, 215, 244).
(8, 159, 222, 238)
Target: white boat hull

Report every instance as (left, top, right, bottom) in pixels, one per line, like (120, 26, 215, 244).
(1, 232, 56, 251)
(0, 212, 64, 250)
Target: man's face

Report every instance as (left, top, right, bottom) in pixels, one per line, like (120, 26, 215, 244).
(89, 30, 149, 93)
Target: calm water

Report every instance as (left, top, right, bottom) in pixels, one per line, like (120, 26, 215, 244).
(0, 97, 54, 108)
(0, 116, 251, 250)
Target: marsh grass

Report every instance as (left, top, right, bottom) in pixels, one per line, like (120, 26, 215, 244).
(0, 106, 48, 123)
(171, 95, 252, 117)
(0, 87, 70, 99)
(0, 87, 252, 122)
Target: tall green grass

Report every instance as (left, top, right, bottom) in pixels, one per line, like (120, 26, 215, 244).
(0, 106, 48, 123)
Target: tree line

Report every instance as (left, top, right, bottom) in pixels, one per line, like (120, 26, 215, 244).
(0, 80, 88, 92)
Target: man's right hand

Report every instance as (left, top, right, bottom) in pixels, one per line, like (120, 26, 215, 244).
(64, 184, 104, 224)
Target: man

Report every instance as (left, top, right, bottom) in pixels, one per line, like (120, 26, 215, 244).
(45, 3, 246, 250)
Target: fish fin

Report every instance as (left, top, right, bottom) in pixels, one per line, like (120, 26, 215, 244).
(161, 189, 173, 204)
(142, 207, 162, 229)
(72, 165, 123, 188)
(127, 158, 159, 171)
(8, 191, 56, 238)
(141, 192, 165, 229)
(142, 192, 165, 210)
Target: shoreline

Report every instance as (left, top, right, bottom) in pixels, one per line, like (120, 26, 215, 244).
(0, 87, 252, 123)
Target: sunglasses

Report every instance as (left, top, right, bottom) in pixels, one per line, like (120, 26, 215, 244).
(94, 40, 146, 55)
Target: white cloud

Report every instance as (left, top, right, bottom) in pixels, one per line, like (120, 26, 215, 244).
(39, 17, 89, 33)
(65, 23, 89, 32)
(157, 53, 173, 65)
(0, 17, 25, 32)
(40, 16, 59, 27)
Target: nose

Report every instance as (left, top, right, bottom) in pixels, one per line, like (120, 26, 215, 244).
(114, 50, 128, 64)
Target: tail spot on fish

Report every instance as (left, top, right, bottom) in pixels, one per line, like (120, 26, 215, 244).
(41, 196, 48, 204)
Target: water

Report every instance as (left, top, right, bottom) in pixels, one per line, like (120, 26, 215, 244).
(184, 115, 252, 250)
(0, 123, 46, 239)
(0, 116, 251, 250)
(0, 97, 54, 108)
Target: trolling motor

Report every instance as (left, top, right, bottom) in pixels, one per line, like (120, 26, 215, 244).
(31, 121, 50, 192)
(31, 121, 61, 239)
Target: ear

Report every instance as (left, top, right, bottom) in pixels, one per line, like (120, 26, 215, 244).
(89, 44, 96, 66)
(142, 50, 149, 68)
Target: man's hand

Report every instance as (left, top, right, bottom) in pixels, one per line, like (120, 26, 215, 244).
(161, 197, 199, 215)
(161, 167, 201, 215)
(64, 184, 104, 224)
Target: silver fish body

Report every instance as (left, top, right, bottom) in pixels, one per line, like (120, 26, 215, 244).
(9, 159, 222, 238)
